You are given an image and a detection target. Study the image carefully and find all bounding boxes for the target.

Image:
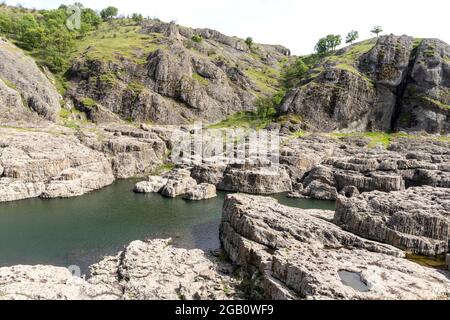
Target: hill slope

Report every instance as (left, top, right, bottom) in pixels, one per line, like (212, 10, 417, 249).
(279, 35, 450, 134)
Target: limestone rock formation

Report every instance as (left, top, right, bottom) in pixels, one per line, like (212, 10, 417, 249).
(0, 265, 120, 300)
(279, 35, 450, 134)
(335, 186, 450, 256)
(0, 239, 239, 300)
(160, 168, 198, 198)
(67, 20, 290, 125)
(220, 194, 450, 300)
(0, 38, 61, 121)
(134, 176, 168, 193)
(183, 183, 217, 200)
(0, 127, 114, 202)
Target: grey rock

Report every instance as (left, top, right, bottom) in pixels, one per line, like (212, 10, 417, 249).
(335, 186, 450, 256)
(220, 194, 450, 300)
(160, 169, 198, 198)
(0, 39, 61, 121)
(134, 176, 168, 193)
(183, 183, 217, 201)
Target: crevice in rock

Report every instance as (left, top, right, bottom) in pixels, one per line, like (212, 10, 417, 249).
(390, 45, 420, 131)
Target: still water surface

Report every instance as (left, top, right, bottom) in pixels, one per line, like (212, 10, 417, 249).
(0, 179, 335, 273)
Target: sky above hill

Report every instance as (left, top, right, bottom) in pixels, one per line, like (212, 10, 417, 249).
(7, 0, 450, 55)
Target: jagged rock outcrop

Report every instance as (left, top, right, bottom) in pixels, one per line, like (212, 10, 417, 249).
(279, 35, 450, 134)
(89, 239, 239, 300)
(0, 38, 61, 121)
(0, 239, 239, 300)
(0, 127, 114, 202)
(218, 164, 292, 194)
(335, 187, 450, 256)
(0, 265, 120, 300)
(134, 176, 168, 193)
(280, 135, 450, 200)
(183, 183, 217, 200)
(67, 20, 289, 125)
(220, 194, 450, 300)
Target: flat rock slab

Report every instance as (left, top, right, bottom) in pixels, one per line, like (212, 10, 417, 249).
(220, 194, 450, 300)
(335, 186, 450, 256)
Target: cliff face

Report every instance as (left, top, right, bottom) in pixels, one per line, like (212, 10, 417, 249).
(279, 35, 450, 134)
(66, 20, 290, 125)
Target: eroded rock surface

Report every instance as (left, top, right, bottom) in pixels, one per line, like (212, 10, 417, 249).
(220, 194, 450, 300)
(335, 186, 450, 256)
(0, 239, 239, 300)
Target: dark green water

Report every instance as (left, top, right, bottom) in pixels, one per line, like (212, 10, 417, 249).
(0, 179, 335, 273)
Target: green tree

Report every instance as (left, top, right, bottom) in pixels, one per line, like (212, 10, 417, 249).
(245, 37, 253, 48)
(314, 37, 329, 55)
(131, 13, 143, 23)
(191, 34, 203, 43)
(345, 30, 359, 44)
(100, 6, 118, 21)
(371, 26, 383, 37)
(326, 34, 341, 52)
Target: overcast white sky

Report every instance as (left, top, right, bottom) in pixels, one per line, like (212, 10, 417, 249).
(5, 0, 450, 55)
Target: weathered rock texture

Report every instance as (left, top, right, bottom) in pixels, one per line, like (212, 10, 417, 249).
(183, 183, 217, 200)
(279, 135, 450, 200)
(279, 35, 450, 134)
(0, 38, 61, 121)
(335, 187, 450, 256)
(67, 20, 290, 125)
(0, 239, 239, 300)
(220, 194, 450, 300)
(0, 128, 114, 202)
(0, 124, 167, 202)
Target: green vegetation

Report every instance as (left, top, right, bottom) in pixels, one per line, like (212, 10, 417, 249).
(192, 73, 209, 86)
(81, 97, 96, 107)
(191, 34, 203, 43)
(406, 254, 448, 270)
(422, 96, 450, 110)
(209, 96, 279, 130)
(315, 34, 342, 55)
(0, 4, 102, 72)
(0, 76, 17, 90)
(72, 24, 164, 64)
(345, 30, 359, 44)
(371, 25, 383, 37)
(245, 37, 253, 48)
(332, 132, 396, 149)
(100, 6, 118, 21)
(245, 67, 280, 94)
(131, 13, 143, 23)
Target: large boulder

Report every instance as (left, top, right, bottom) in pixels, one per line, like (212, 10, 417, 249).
(335, 187, 450, 256)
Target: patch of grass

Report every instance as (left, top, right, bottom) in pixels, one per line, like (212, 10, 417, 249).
(245, 67, 280, 95)
(332, 132, 394, 149)
(81, 97, 97, 108)
(422, 96, 450, 110)
(73, 23, 165, 63)
(0, 76, 17, 90)
(208, 111, 275, 130)
(153, 162, 175, 175)
(99, 73, 118, 86)
(192, 73, 209, 86)
(335, 63, 375, 88)
(406, 254, 448, 270)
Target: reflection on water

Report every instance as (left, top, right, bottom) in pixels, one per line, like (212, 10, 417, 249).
(0, 179, 335, 273)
